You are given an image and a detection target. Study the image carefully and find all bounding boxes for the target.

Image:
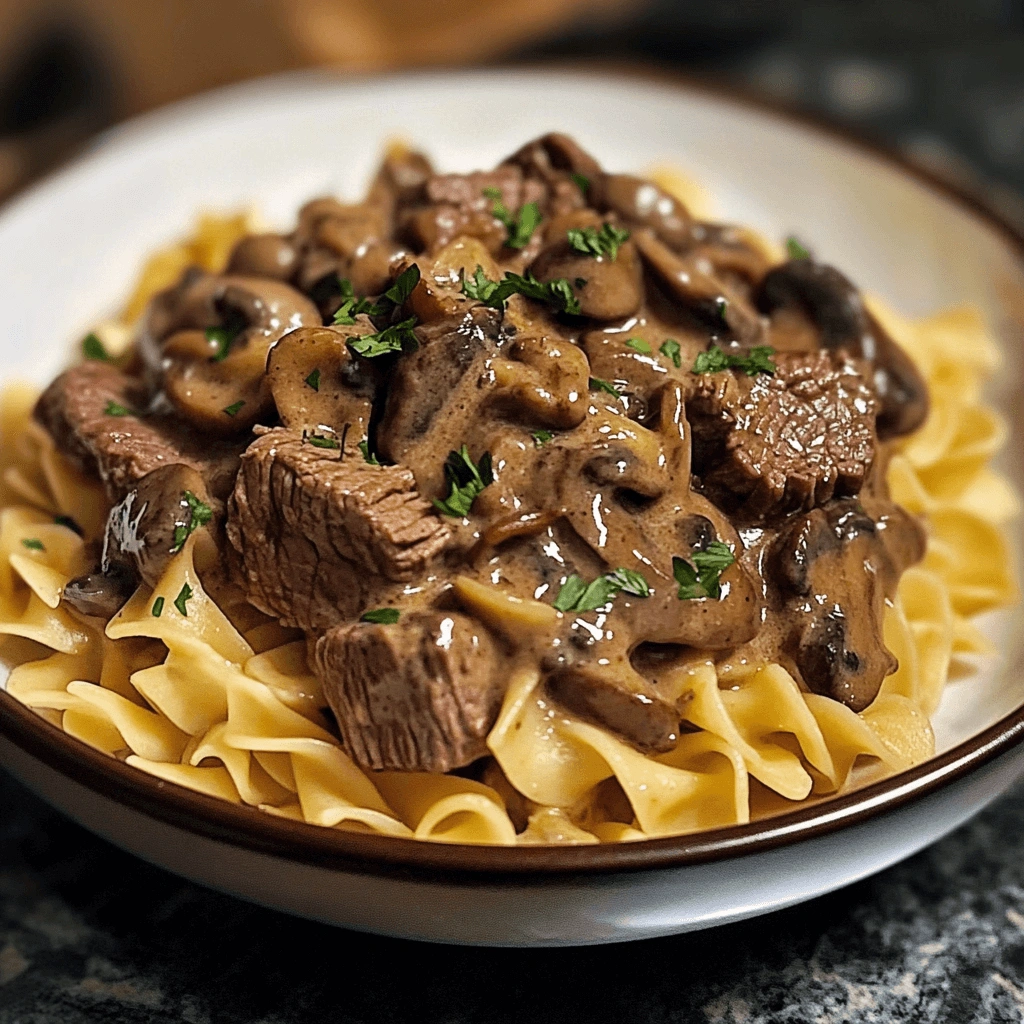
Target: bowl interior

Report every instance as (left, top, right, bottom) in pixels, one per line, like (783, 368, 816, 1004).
(0, 66, 1021, 770)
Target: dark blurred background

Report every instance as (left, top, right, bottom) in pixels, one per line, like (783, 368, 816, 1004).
(2, 0, 1023, 225)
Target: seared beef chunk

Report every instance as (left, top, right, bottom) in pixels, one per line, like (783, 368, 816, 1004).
(315, 611, 503, 772)
(770, 498, 924, 711)
(34, 362, 242, 501)
(758, 258, 928, 438)
(226, 429, 450, 632)
(689, 351, 877, 521)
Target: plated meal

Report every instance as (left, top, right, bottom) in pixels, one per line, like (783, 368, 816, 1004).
(0, 132, 1015, 846)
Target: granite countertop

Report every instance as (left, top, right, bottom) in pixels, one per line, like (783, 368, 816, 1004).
(4, 4, 1024, 1022)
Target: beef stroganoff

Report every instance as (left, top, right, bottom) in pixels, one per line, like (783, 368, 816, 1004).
(0, 135, 1016, 844)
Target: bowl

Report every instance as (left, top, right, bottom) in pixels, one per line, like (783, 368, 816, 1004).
(0, 67, 1022, 946)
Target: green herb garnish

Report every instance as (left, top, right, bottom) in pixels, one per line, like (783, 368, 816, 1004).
(673, 541, 736, 600)
(206, 324, 243, 362)
(786, 236, 811, 260)
(567, 223, 630, 261)
(625, 337, 651, 355)
(305, 369, 321, 391)
(104, 401, 131, 417)
(358, 440, 380, 465)
(693, 344, 776, 377)
(173, 582, 193, 616)
(82, 333, 109, 361)
(222, 400, 245, 417)
(589, 377, 621, 398)
(151, 596, 164, 618)
(461, 266, 580, 315)
(532, 430, 553, 446)
(570, 172, 590, 194)
(20, 538, 44, 551)
(171, 490, 213, 553)
(553, 567, 651, 613)
(305, 432, 340, 450)
(361, 608, 400, 625)
(484, 188, 541, 249)
(660, 339, 682, 368)
(716, 296, 729, 323)
(54, 515, 82, 536)
(433, 445, 493, 518)
(348, 318, 418, 359)
(383, 265, 421, 305)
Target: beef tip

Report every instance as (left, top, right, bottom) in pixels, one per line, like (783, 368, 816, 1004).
(226, 428, 450, 632)
(314, 611, 504, 772)
(545, 665, 680, 754)
(504, 133, 604, 186)
(688, 351, 878, 521)
(34, 361, 242, 502)
(757, 258, 928, 438)
(770, 498, 923, 711)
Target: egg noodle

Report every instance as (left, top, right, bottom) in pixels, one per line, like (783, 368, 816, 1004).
(0, 184, 1017, 845)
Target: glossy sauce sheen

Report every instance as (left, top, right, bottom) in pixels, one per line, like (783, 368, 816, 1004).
(38, 134, 929, 775)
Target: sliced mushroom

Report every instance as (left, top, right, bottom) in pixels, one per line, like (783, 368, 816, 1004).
(596, 174, 692, 251)
(63, 564, 138, 620)
(141, 272, 321, 433)
(103, 464, 215, 587)
(633, 230, 763, 344)
(504, 132, 604, 185)
(266, 323, 376, 440)
(226, 234, 298, 281)
(757, 258, 929, 438)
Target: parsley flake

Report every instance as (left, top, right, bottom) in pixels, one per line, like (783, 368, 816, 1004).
(361, 608, 400, 625)
(433, 445, 493, 518)
(692, 344, 776, 377)
(348, 318, 418, 359)
(20, 538, 44, 551)
(151, 596, 164, 618)
(206, 323, 243, 362)
(82, 333, 109, 361)
(553, 567, 651, 612)
(589, 377, 621, 398)
(222, 400, 245, 417)
(170, 490, 213, 553)
(358, 440, 380, 465)
(383, 265, 421, 305)
(625, 337, 651, 355)
(104, 401, 131, 417)
(461, 266, 580, 315)
(305, 432, 340, 450)
(305, 368, 321, 391)
(531, 429, 553, 447)
(716, 296, 729, 323)
(54, 515, 83, 536)
(786, 236, 811, 260)
(567, 223, 630, 261)
(485, 189, 541, 249)
(173, 582, 193, 616)
(571, 172, 590, 194)
(673, 541, 736, 600)
(660, 338, 682, 368)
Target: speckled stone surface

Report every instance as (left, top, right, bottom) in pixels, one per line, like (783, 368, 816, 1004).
(1, 766, 1024, 1023)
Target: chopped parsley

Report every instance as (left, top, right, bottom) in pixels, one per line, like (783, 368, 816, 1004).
(692, 344, 777, 377)
(82, 333, 109, 361)
(304, 431, 340, 450)
(625, 337, 651, 355)
(54, 515, 83, 536)
(433, 445, 493, 518)
(567, 223, 630, 261)
(553, 567, 651, 613)
(571, 172, 590, 194)
(173, 582, 193, 616)
(348, 318, 418, 359)
(171, 490, 213, 553)
(659, 338, 682, 368)
(484, 189, 541, 249)
(206, 323, 243, 362)
(673, 541, 736, 600)
(589, 377, 621, 398)
(361, 608, 400, 625)
(222, 400, 245, 417)
(716, 296, 729, 323)
(461, 266, 580, 316)
(104, 400, 131, 417)
(786, 236, 811, 260)
(332, 295, 381, 325)
(358, 439, 380, 465)
(305, 368, 321, 391)
(531, 429, 553, 446)
(20, 538, 44, 551)
(151, 596, 164, 618)
(382, 265, 421, 306)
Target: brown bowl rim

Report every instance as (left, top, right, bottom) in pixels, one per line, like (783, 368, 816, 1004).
(1, 64, 1023, 883)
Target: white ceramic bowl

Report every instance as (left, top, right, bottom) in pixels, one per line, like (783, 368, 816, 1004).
(1, 68, 1022, 946)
